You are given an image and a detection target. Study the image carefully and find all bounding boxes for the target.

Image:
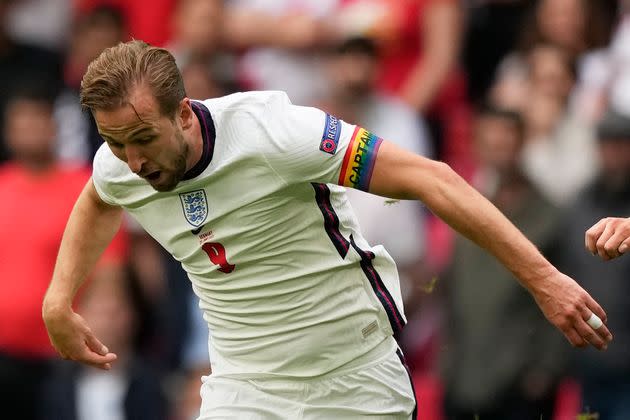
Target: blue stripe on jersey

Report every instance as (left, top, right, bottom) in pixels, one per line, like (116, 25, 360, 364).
(396, 348, 418, 420)
(349, 236, 405, 335)
(312, 183, 350, 258)
(184, 101, 216, 180)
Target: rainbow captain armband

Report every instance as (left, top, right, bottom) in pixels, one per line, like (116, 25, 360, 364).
(338, 126, 383, 191)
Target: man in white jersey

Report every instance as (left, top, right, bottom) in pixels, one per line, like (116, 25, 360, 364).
(43, 41, 613, 419)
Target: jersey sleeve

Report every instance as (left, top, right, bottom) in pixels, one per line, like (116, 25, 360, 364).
(92, 144, 119, 205)
(258, 92, 384, 191)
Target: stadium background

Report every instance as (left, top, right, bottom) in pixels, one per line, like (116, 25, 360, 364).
(1, 0, 629, 419)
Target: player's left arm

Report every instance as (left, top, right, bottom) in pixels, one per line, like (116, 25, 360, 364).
(367, 140, 613, 351)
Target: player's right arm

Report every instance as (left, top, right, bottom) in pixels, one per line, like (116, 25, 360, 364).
(42, 178, 123, 370)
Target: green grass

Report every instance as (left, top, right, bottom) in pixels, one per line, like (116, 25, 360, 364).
(576, 413, 599, 420)
(420, 276, 439, 294)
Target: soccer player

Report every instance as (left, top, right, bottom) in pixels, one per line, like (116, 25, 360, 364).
(43, 41, 612, 419)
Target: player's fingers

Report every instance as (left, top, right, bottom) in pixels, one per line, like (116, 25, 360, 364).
(574, 315, 607, 350)
(78, 348, 117, 367)
(618, 237, 630, 255)
(79, 333, 117, 366)
(563, 327, 587, 348)
(585, 295, 608, 326)
(585, 218, 608, 254)
(594, 322, 612, 346)
(85, 332, 109, 356)
(602, 226, 630, 259)
(84, 360, 113, 371)
(584, 298, 613, 343)
(595, 222, 617, 260)
(64, 342, 117, 370)
(603, 234, 624, 259)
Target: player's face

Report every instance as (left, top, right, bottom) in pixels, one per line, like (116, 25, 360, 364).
(95, 86, 192, 192)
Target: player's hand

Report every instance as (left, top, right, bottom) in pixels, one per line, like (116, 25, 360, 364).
(43, 304, 117, 370)
(530, 270, 613, 350)
(585, 217, 630, 260)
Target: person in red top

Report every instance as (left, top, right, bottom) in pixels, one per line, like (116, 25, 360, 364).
(0, 88, 127, 420)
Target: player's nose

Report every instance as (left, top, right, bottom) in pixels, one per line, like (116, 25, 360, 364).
(125, 145, 147, 174)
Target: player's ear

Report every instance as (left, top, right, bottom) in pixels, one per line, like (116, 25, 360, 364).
(179, 98, 193, 130)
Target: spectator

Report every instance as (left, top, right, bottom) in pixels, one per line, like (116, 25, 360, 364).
(601, 4, 630, 117)
(495, 0, 615, 105)
(226, 0, 340, 105)
(55, 5, 127, 165)
(40, 275, 168, 420)
(0, 89, 127, 420)
(517, 0, 615, 59)
(169, 0, 222, 60)
(554, 108, 630, 420)
(492, 44, 598, 206)
(461, 0, 531, 103)
(181, 58, 225, 100)
(522, 45, 598, 206)
(167, 0, 238, 95)
(0, 0, 62, 162)
(441, 105, 566, 420)
(74, 0, 175, 46)
(575, 2, 630, 122)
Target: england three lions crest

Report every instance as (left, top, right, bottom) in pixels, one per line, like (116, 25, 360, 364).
(179, 190, 208, 228)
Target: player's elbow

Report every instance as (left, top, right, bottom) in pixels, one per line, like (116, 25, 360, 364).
(431, 160, 456, 180)
(436, 160, 462, 189)
(410, 159, 461, 202)
(371, 143, 461, 201)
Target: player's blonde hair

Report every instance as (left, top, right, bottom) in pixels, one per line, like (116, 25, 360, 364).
(80, 40, 185, 118)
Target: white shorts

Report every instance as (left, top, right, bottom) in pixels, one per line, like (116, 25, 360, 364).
(198, 340, 417, 419)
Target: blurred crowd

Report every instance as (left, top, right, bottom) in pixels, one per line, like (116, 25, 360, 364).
(1, 0, 630, 419)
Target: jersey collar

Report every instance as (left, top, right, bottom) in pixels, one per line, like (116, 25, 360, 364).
(184, 101, 216, 180)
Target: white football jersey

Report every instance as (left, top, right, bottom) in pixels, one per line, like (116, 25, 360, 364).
(93, 91, 406, 377)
